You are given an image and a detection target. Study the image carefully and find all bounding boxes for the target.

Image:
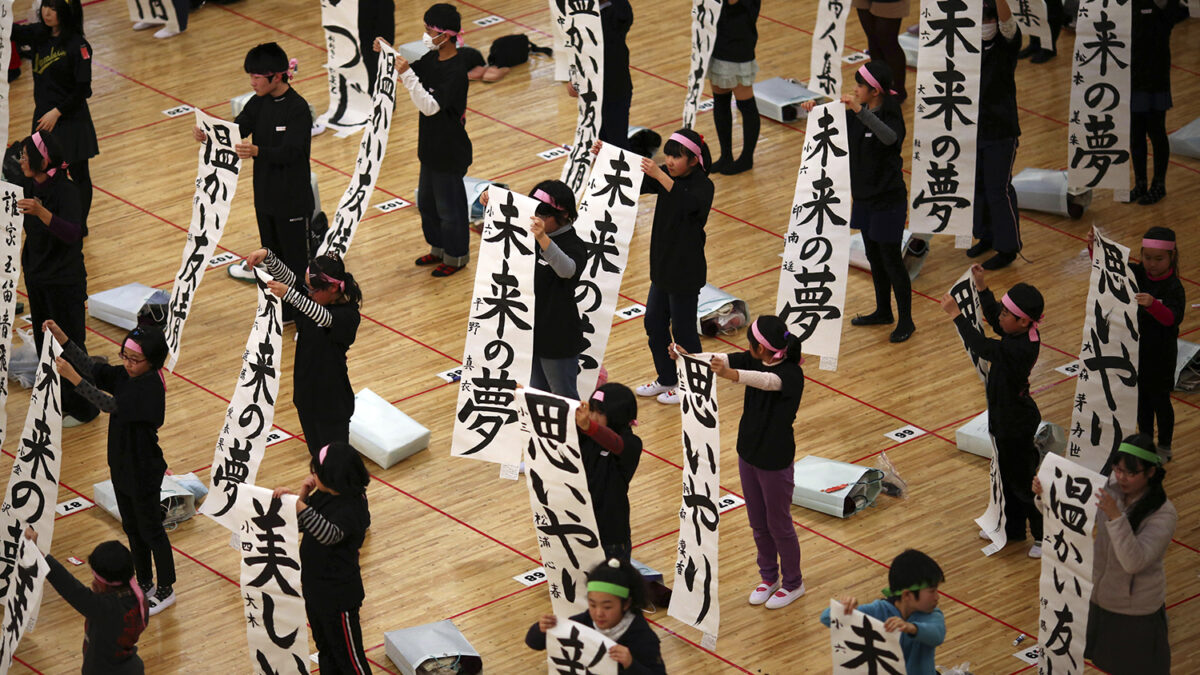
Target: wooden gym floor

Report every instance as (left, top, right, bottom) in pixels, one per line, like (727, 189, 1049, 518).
(3, 0, 1198, 672)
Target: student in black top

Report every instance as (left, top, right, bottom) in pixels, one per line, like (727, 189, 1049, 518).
(194, 43, 313, 313)
(676, 316, 806, 610)
(1088, 228, 1185, 460)
(617, 129, 713, 406)
(527, 557, 666, 674)
(708, 0, 761, 175)
(246, 247, 363, 460)
(1128, 0, 1185, 205)
(805, 62, 912, 343)
(1017, 0, 1063, 63)
(576, 383, 643, 559)
(275, 442, 373, 675)
(481, 179, 587, 398)
(29, 533, 149, 674)
(359, 0, 395, 95)
(16, 132, 98, 426)
(384, 4, 473, 277)
(943, 269, 1044, 557)
(966, 0, 1023, 271)
(48, 321, 179, 614)
(564, 1, 635, 149)
(12, 0, 98, 236)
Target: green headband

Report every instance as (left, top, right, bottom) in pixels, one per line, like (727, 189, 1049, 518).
(882, 582, 930, 598)
(1117, 442, 1162, 466)
(587, 581, 630, 599)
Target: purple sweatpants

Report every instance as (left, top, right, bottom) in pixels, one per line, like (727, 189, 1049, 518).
(739, 457, 803, 591)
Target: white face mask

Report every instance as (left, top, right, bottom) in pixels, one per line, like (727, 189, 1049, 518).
(422, 32, 440, 50)
(981, 22, 997, 41)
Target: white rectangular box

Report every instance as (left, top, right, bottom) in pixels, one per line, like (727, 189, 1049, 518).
(349, 388, 431, 469)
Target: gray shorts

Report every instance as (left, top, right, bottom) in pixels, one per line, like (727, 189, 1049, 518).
(708, 58, 759, 89)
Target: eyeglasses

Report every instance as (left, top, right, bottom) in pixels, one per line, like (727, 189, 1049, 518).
(1111, 465, 1144, 477)
(119, 350, 146, 365)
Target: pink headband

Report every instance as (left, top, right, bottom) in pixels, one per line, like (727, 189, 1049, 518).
(318, 444, 330, 465)
(532, 189, 561, 211)
(857, 65, 898, 96)
(1142, 238, 1175, 250)
(591, 390, 605, 402)
(124, 338, 166, 389)
(750, 318, 787, 361)
(429, 25, 465, 47)
(1002, 293, 1041, 342)
(307, 265, 344, 292)
(93, 570, 148, 626)
(30, 132, 66, 177)
(668, 132, 705, 168)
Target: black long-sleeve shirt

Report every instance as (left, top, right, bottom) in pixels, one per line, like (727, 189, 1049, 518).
(45, 554, 146, 675)
(1131, 0, 1184, 94)
(300, 490, 370, 612)
(21, 172, 86, 286)
(847, 105, 907, 210)
(712, 0, 760, 63)
(581, 421, 643, 552)
(601, 0, 634, 100)
(1132, 262, 1185, 389)
(409, 51, 473, 174)
(642, 169, 713, 293)
(978, 28, 1022, 141)
(12, 25, 92, 120)
(953, 289, 1041, 439)
(525, 610, 666, 675)
(535, 226, 588, 359)
(235, 87, 314, 218)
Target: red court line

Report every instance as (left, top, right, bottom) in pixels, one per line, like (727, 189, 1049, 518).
(711, 206, 783, 239)
(445, 583, 542, 621)
(644, 617, 754, 674)
(466, 106, 562, 147)
(213, 4, 327, 52)
(491, 160, 554, 182)
(97, 115, 176, 142)
(1008, 666, 1036, 675)
(93, 62, 192, 108)
(12, 656, 43, 675)
(719, 264, 780, 290)
(360, 314, 461, 365)
(390, 380, 455, 405)
(1167, 590, 1200, 610)
(171, 542, 239, 586)
(630, 528, 684, 551)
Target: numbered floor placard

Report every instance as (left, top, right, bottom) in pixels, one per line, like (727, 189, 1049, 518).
(514, 567, 547, 587)
(883, 425, 926, 443)
(55, 496, 94, 517)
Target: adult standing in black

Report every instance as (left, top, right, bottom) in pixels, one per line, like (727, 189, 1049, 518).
(709, 0, 761, 175)
(1017, 0, 1062, 63)
(852, 0, 910, 102)
(1127, 0, 1185, 206)
(16, 132, 98, 426)
(194, 43, 313, 319)
(359, 0, 395, 95)
(563, 0, 634, 150)
(13, 0, 99, 236)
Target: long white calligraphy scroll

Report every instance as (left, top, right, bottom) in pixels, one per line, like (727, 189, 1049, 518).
(125, 0, 181, 35)
(1067, 0, 1132, 190)
(0, 1, 13, 154)
(828, 599, 907, 674)
(549, 0, 571, 82)
(0, 182, 22, 449)
(1069, 229, 1139, 472)
(0, 535, 48, 674)
(452, 189, 539, 466)
(199, 271, 283, 531)
(165, 111, 243, 372)
(319, 0, 373, 131)
(518, 389, 604, 617)
(1011, 0, 1053, 44)
(948, 267, 990, 383)
(1036, 453, 1105, 675)
(975, 438, 1008, 554)
(559, 3, 605, 197)
(682, 0, 722, 130)
(910, 0, 982, 244)
(547, 619, 618, 675)
(0, 338, 61, 601)
(574, 142, 643, 396)
(233, 485, 308, 675)
(776, 103, 851, 371)
(669, 354, 720, 642)
(808, 0, 852, 97)
(318, 42, 399, 258)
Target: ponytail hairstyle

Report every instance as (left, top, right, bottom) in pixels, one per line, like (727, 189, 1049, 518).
(747, 315, 803, 364)
(529, 180, 578, 227)
(588, 382, 637, 434)
(586, 557, 648, 612)
(20, 133, 65, 176)
(308, 253, 363, 307)
(1142, 226, 1179, 274)
(853, 61, 900, 116)
(41, 0, 85, 39)
(123, 325, 169, 370)
(311, 442, 371, 496)
(662, 128, 712, 175)
(1102, 433, 1168, 532)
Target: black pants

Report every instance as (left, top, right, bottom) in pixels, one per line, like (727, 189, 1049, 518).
(1130, 110, 1169, 185)
(68, 159, 92, 236)
(308, 604, 372, 674)
(973, 137, 1021, 253)
(1137, 362, 1175, 447)
(114, 488, 176, 588)
(1027, 0, 1063, 52)
(296, 405, 350, 460)
(994, 433, 1042, 541)
(644, 283, 701, 387)
(27, 282, 98, 422)
(358, 0, 395, 95)
(256, 211, 309, 320)
(861, 238, 912, 328)
(416, 165, 469, 265)
(599, 86, 632, 151)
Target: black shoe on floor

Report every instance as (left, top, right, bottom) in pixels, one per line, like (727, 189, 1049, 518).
(710, 156, 732, 174)
(1129, 181, 1148, 203)
(1138, 181, 1166, 205)
(889, 325, 916, 343)
(1017, 44, 1039, 59)
(722, 156, 754, 175)
(966, 239, 993, 258)
(1030, 49, 1056, 64)
(982, 250, 1017, 270)
(851, 312, 894, 326)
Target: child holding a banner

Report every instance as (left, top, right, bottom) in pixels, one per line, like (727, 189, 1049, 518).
(708, 0, 762, 175)
(941, 268, 1044, 557)
(1033, 434, 1176, 675)
(678, 315, 806, 609)
(806, 62, 913, 343)
(623, 129, 713, 405)
(247, 248, 363, 459)
(577, 383, 643, 560)
(819, 549, 947, 674)
(28, 531, 150, 673)
(382, 3, 473, 277)
(275, 442, 373, 675)
(12, 0, 99, 236)
(46, 320, 178, 615)
(16, 132, 99, 426)
(526, 557, 666, 674)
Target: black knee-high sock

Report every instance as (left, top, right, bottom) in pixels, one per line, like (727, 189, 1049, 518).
(862, 238, 894, 318)
(1147, 110, 1169, 185)
(1130, 112, 1149, 184)
(873, 18, 907, 100)
(735, 97, 760, 163)
(879, 242, 912, 327)
(69, 159, 92, 236)
(712, 91, 734, 163)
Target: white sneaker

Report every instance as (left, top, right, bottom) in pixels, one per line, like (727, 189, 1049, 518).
(1028, 545, 1043, 559)
(132, 21, 158, 30)
(148, 589, 175, 616)
(635, 380, 670, 397)
(748, 580, 780, 605)
(765, 582, 806, 610)
(62, 415, 86, 428)
(228, 261, 256, 282)
(154, 27, 181, 39)
(656, 389, 679, 405)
